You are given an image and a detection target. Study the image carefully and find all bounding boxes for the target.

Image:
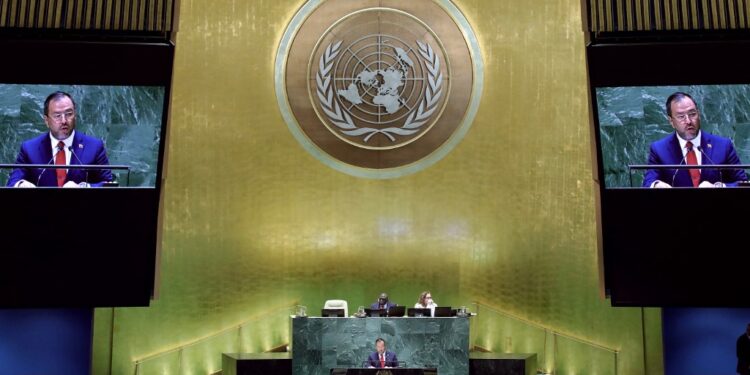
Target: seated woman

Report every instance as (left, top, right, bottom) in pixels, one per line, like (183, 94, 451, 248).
(414, 291, 437, 317)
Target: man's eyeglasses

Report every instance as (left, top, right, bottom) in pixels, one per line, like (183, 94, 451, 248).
(47, 110, 75, 122)
(671, 110, 699, 122)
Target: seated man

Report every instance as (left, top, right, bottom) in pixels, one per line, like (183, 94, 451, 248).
(6, 91, 112, 188)
(367, 338, 398, 368)
(370, 292, 397, 310)
(643, 92, 747, 188)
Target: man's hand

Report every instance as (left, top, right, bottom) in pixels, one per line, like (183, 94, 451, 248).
(15, 180, 36, 188)
(653, 181, 672, 188)
(698, 181, 724, 188)
(62, 181, 90, 188)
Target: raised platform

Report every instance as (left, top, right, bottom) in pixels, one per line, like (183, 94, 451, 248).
(292, 316, 469, 375)
(468, 352, 536, 375)
(223, 351, 537, 375)
(222, 352, 292, 375)
(331, 368, 437, 375)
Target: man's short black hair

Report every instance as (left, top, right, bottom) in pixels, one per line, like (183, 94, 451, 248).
(665, 92, 696, 117)
(375, 338, 386, 345)
(44, 91, 76, 116)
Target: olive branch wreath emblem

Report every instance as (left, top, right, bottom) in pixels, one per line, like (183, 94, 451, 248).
(316, 40, 443, 143)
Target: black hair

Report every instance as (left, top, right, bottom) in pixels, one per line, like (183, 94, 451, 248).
(43, 91, 76, 116)
(665, 92, 696, 117)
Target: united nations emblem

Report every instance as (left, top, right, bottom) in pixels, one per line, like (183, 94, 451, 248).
(276, 0, 483, 178)
(315, 33, 445, 149)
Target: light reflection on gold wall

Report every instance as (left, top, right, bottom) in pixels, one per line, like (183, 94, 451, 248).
(92, 1, 663, 374)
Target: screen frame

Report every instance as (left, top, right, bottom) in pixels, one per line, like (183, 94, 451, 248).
(587, 36, 750, 307)
(0, 36, 174, 307)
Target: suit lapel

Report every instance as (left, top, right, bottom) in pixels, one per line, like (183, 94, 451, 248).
(700, 133, 714, 164)
(700, 133, 718, 181)
(668, 134, 690, 186)
(38, 134, 56, 186)
(38, 134, 53, 163)
(668, 134, 683, 164)
(68, 132, 86, 181)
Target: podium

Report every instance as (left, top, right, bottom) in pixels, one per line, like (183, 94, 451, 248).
(292, 317, 469, 375)
(331, 368, 437, 375)
(626, 163, 750, 187)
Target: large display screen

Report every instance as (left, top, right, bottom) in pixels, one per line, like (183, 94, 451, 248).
(588, 38, 750, 307)
(595, 85, 750, 188)
(0, 37, 173, 307)
(0, 84, 166, 188)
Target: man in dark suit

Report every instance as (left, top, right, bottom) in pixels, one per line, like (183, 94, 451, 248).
(370, 292, 397, 310)
(6, 91, 112, 188)
(367, 338, 398, 368)
(642, 92, 747, 188)
(739, 324, 750, 375)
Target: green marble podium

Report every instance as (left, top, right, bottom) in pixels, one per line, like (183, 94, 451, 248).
(292, 316, 469, 375)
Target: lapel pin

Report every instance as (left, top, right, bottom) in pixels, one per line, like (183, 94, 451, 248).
(78, 144, 83, 149)
(707, 143, 712, 148)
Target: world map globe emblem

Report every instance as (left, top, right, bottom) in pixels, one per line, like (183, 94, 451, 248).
(279, 2, 481, 176)
(314, 32, 448, 150)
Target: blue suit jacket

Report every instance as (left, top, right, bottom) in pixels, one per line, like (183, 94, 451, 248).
(370, 302, 397, 310)
(6, 132, 113, 187)
(642, 132, 747, 187)
(367, 351, 398, 368)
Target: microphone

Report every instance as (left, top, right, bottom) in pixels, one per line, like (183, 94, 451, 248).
(671, 146, 690, 187)
(36, 143, 64, 186)
(697, 145, 723, 186)
(68, 146, 88, 184)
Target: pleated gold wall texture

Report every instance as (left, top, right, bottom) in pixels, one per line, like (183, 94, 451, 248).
(587, 0, 750, 32)
(91, 1, 664, 374)
(0, 0, 173, 31)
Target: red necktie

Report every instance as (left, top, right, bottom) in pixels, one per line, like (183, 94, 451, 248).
(380, 354, 385, 368)
(55, 141, 66, 187)
(686, 141, 700, 187)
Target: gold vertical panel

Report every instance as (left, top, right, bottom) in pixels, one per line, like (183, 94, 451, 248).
(90, 0, 663, 374)
(119, 0, 126, 30)
(18, 0, 26, 27)
(711, 1, 719, 28)
(643, 0, 652, 30)
(624, 0, 633, 30)
(54, 0, 62, 28)
(8, 0, 18, 27)
(740, 0, 747, 27)
(606, 0, 612, 31)
(690, 0, 698, 29)
(104, 0, 112, 29)
(113, 0, 122, 29)
(635, 0, 643, 30)
(683, 0, 689, 29)
(137, 0, 145, 31)
(95, 0, 103, 29)
(155, 0, 162, 30)
(655, 0, 663, 30)
(669, 0, 678, 30)
(64, 0, 72, 28)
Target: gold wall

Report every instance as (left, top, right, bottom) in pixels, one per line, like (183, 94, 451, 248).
(92, 1, 664, 374)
